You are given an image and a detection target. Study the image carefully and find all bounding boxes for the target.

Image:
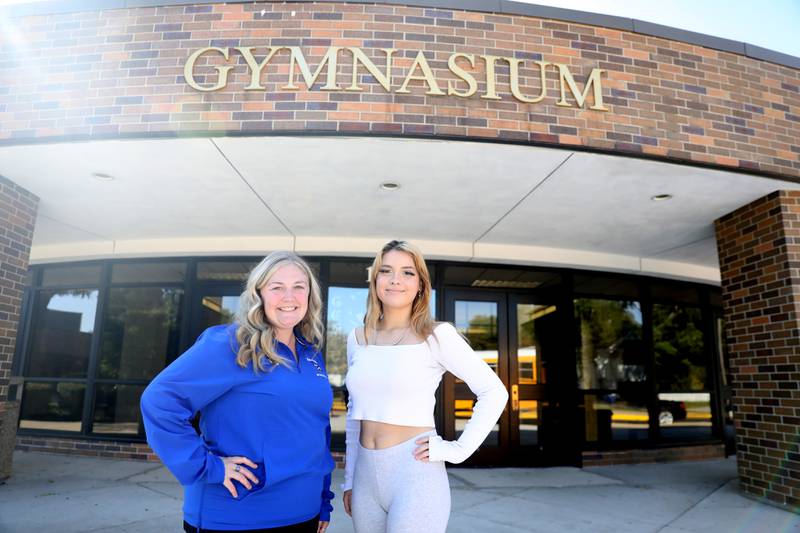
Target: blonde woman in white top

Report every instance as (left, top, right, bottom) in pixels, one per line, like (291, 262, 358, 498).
(342, 240, 508, 533)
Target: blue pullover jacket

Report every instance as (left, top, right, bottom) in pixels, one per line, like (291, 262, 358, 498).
(140, 324, 335, 530)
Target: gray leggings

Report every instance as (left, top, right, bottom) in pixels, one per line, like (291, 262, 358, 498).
(352, 430, 451, 533)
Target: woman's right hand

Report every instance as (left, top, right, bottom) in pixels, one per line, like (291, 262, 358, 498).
(343, 489, 352, 516)
(221, 456, 259, 498)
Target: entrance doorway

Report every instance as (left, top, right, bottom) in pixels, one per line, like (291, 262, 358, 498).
(442, 290, 571, 466)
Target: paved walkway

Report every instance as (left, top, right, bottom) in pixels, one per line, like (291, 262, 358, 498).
(1, 451, 799, 532)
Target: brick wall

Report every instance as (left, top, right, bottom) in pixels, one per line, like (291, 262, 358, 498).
(715, 190, 800, 508)
(0, 1, 797, 178)
(582, 443, 725, 467)
(0, 175, 38, 479)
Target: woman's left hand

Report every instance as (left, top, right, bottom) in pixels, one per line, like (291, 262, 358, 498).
(413, 436, 429, 462)
(317, 520, 329, 533)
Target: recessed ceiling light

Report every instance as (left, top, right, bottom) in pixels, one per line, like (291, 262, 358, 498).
(651, 194, 672, 202)
(380, 182, 400, 191)
(92, 172, 115, 181)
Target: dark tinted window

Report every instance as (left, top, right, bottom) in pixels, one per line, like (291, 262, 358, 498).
(98, 287, 183, 380)
(111, 262, 186, 284)
(19, 381, 85, 432)
(41, 265, 102, 287)
(92, 384, 145, 435)
(26, 290, 98, 378)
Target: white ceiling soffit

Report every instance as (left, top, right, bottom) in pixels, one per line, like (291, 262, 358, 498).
(2, 135, 798, 284)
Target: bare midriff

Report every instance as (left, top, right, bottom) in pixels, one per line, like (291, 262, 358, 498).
(359, 420, 434, 450)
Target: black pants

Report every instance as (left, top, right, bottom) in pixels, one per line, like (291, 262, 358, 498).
(183, 515, 319, 533)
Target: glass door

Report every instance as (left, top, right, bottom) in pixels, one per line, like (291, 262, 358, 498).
(442, 291, 561, 466)
(443, 291, 508, 465)
(508, 295, 559, 465)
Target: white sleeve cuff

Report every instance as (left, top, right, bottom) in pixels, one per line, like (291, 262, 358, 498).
(427, 433, 469, 464)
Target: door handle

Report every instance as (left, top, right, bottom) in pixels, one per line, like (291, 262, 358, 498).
(511, 384, 519, 411)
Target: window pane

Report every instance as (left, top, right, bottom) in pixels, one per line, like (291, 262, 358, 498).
(584, 391, 649, 446)
(575, 299, 644, 390)
(653, 304, 712, 441)
(574, 275, 639, 299)
(653, 305, 707, 392)
(92, 384, 145, 435)
(112, 262, 186, 284)
(444, 266, 560, 289)
(454, 300, 499, 445)
(19, 381, 85, 432)
(197, 261, 258, 282)
(329, 261, 371, 285)
(326, 287, 368, 387)
(658, 392, 713, 441)
(650, 283, 700, 305)
(41, 264, 102, 287)
(26, 290, 98, 378)
(199, 295, 239, 331)
(98, 287, 184, 380)
(710, 290, 722, 308)
(326, 286, 368, 442)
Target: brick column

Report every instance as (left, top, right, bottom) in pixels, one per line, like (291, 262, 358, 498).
(715, 190, 800, 508)
(0, 175, 38, 480)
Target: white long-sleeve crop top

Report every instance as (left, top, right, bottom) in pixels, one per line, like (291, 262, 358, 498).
(342, 322, 508, 491)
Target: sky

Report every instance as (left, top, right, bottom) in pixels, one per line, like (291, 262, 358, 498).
(0, 0, 798, 57)
(515, 0, 800, 57)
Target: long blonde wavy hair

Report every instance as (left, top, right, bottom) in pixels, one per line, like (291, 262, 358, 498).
(363, 240, 436, 344)
(235, 251, 324, 371)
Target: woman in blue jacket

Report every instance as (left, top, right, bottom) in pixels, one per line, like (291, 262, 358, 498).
(141, 251, 335, 533)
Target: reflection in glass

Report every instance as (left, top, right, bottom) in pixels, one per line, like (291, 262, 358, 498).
(327, 287, 369, 441)
(199, 295, 239, 331)
(41, 264, 102, 287)
(519, 400, 540, 446)
(654, 304, 712, 441)
(329, 262, 371, 285)
(19, 381, 85, 432)
(575, 299, 644, 390)
(98, 287, 183, 380)
(658, 392, 713, 441)
(92, 384, 145, 435)
(517, 303, 554, 385)
(583, 392, 649, 445)
(330, 386, 348, 437)
(455, 301, 498, 361)
(454, 300, 499, 445)
(26, 290, 98, 378)
(576, 299, 647, 446)
(326, 287, 368, 387)
(112, 262, 186, 284)
(716, 315, 735, 449)
(516, 303, 556, 447)
(444, 266, 559, 289)
(197, 261, 258, 282)
(653, 305, 707, 392)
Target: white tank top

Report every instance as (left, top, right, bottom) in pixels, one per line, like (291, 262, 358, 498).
(342, 322, 508, 491)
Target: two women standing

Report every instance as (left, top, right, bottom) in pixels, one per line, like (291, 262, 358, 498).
(141, 242, 506, 533)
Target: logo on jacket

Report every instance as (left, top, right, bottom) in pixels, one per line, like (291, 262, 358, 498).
(306, 357, 327, 378)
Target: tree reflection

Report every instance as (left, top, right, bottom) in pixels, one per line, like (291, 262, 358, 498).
(653, 304, 706, 392)
(575, 299, 643, 390)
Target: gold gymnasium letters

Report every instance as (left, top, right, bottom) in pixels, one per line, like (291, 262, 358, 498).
(184, 46, 608, 111)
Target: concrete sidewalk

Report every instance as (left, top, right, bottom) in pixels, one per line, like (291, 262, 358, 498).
(1, 451, 798, 532)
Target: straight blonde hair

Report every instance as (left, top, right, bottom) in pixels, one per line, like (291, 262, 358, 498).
(363, 240, 435, 344)
(235, 251, 324, 371)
